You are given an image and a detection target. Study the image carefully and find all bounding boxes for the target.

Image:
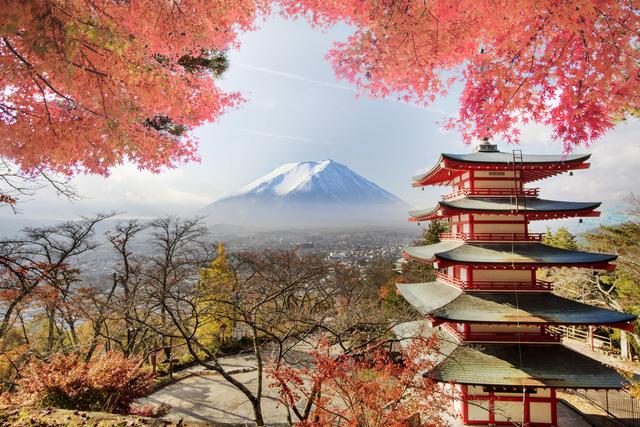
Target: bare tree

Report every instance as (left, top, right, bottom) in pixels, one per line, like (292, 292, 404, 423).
(159, 249, 405, 426)
(0, 239, 46, 340)
(0, 159, 79, 213)
(19, 213, 113, 352)
(142, 216, 213, 362)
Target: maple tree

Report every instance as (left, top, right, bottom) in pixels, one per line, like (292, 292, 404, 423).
(281, 0, 640, 150)
(1, 0, 637, 189)
(269, 336, 451, 426)
(1, 0, 263, 176)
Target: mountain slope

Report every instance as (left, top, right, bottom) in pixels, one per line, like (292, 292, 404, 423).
(201, 160, 407, 227)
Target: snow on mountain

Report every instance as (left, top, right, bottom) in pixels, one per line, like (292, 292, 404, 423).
(201, 160, 407, 227)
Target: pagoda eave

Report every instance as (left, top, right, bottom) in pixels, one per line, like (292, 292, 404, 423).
(431, 317, 637, 330)
(433, 260, 617, 271)
(397, 282, 636, 326)
(402, 252, 616, 271)
(413, 155, 591, 187)
(409, 208, 600, 222)
(394, 321, 629, 390)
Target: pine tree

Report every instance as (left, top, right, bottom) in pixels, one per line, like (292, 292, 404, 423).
(197, 242, 236, 348)
(543, 226, 554, 246)
(414, 220, 449, 246)
(545, 227, 578, 250)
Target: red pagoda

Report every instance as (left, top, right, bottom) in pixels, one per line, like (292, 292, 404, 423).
(395, 142, 635, 426)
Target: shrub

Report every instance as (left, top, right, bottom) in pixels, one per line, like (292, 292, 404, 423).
(11, 351, 156, 413)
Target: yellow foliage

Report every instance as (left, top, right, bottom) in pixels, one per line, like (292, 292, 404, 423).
(196, 242, 235, 349)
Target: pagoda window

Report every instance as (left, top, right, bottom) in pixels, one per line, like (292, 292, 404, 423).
(473, 178, 519, 190)
(459, 267, 468, 282)
(472, 269, 531, 282)
(472, 170, 522, 191)
(472, 214, 527, 236)
(469, 324, 539, 334)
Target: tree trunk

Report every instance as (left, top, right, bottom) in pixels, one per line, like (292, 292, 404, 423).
(46, 308, 55, 351)
(251, 398, 265, 426)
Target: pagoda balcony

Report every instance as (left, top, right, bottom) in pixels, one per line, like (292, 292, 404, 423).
(434, 271, 553, 291)
(439, 232, 544, 242)
(441, 323, 561, 343)
(442, 187, 540, 200)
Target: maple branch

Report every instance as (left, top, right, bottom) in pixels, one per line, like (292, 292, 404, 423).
(2, 37, 102, 118)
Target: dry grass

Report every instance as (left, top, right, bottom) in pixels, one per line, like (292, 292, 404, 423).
(0, 406, 209, 427)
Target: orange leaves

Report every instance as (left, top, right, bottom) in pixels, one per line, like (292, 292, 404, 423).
(0, 0, 260, 176)
(9, 351, 156, 413)
(268, 336, 451, 426)
(3, 0, 636, 178)
(282, 0, 640, 148)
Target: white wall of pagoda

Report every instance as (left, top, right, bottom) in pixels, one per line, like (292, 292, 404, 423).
(461, 385, 557, 426)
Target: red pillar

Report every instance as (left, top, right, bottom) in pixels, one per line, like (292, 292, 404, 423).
(523, 391, 531, 426)
(550, 389, 558, 426)
(488, 391, 495, 425)
(461, 385, 469, 424)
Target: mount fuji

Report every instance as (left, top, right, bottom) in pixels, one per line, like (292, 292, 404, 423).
(200, 160, 408, 227)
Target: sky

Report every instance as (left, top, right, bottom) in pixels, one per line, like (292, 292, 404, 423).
(2, 14, 639, 233)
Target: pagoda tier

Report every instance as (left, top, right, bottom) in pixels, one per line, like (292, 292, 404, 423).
(412, 150, 591, 187)
(396, 144, 636, 426)
(404, 241, 617, 270)
(397, 282, 636, 329)
(409, 198, 601, 223)
(396, 321, 628, 389)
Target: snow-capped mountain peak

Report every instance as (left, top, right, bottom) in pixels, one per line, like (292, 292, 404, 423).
(202, 160, 407, 227)
(237, 160, 334, 197)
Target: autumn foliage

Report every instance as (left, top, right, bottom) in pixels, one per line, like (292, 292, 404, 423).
(5, 351, 155, 413)
(1, 0, 263, 175)
(281, 0, 639, 150)
(269, 337, 451, 426)
(1, 1, 638, 180)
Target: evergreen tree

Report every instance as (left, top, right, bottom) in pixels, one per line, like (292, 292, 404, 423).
(543, 226, 554, 246)
(544, 226, 578, 250)
(414, 220, 449, 246)
(553, 227, 578, 250)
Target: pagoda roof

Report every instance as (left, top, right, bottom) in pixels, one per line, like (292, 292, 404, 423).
(396, 281, 636, 325)
(442, 152, 591, 165)
(413, 151, 591, 187)
(404, 242, 617, 269)
(394, 321, 628, 389)
(409, 197, 601, 221)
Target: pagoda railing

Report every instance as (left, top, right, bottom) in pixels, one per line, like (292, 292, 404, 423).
(434, 271, 553, 291)
(442, 187, 540, 200)
(440, 232, 544, 242)
(464, 331, 562, 343)
(442, 323, 561, 343)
